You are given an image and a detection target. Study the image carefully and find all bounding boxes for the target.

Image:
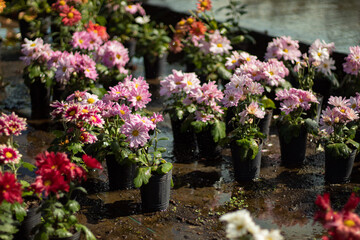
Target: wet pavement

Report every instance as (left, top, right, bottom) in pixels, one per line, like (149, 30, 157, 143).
(146, 0, 360, 54)
(1, 18, 360, 240)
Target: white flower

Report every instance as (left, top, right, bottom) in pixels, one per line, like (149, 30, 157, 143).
(220, 210, 258, 239)
(135, 15, 150, 24)
(316, 58, 336, 76)
(253, 229, 284, 240)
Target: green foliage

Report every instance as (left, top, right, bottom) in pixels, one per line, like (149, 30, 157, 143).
(211, 119, 226, 143)
(134, 167, 151, 188)
(278, 121, 303, 144)
(325, 143, 352, 159)
(0, 201, 20, 240)
(234, 138, 259, 161)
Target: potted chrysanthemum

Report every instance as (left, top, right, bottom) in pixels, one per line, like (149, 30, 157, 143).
(275, 88, 319, 167)
(21, 38, 54, 119)
(223, 73, 266, 181)
(341, 45, 360, 96)
(319, 96, 359, 183)
(31, 151, 100, 240)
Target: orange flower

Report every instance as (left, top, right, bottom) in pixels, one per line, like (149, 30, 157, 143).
(189, 21, 207, 36)
(86, 21, 109, 41)
(0, 0, 6, 14)
(197, 0, 212, 12)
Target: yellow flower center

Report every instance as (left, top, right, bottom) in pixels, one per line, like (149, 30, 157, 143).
(5, 152, 13, 159)
(229, 96, 234, 101)
(79, 39, 83, 44)
(136, 96, 142, 101)
(283, 48, 288, 53)
(120, 110, 125, 115)
(318, 52, 322, 57)
(217, 43, 223, 48)
(151, 118, 155, 122)
(340, 108, 346, 113)
(116, 54, 121, 59)
(135, 83, 139, 88)
(187, 81, 193, 86)
(59, 0, 66, 5)
(67, 12, 74, 19)
(179, 20, 186, 26)
(344, 219, 356, 227)
(323, 63, 328, 68)
(132, 130, 139, 136)
(82, 109, 89, 113)
(186, 18, 194, 24)
(91, 116, 97, 122)
(128, 5, 133, 8)
(30, 43, 36, 47)
(231, 60, 236, 64)
(69, 110, 76, 116)
(352, 103, 357, 109)
(44, 180, 52, 186)
(269, 71, 274, 75)
(201, 2, 208, 7)
(87, 98, 95, 104)
(62, 66, 67, 72)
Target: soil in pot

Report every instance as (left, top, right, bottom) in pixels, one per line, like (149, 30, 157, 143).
(140, 170, 172, 213)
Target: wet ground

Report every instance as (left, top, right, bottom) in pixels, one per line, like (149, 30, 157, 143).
(146, 0, 360, 54)
(2, 18, 360, 240)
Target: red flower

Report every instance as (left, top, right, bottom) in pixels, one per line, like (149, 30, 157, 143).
(60, 6, 81, 26)
(0, 172, 23, 204)
(82, 155, 102, 170)
(343, 193, 360, 212)
(31, 171, 69, 198)
(189, 21, 207, 36)
(63, 162, 86, 182)
(52, 0, 68, 12)
(86, 21, 109, 41)
(315, 193, 331, 211)
(197, 0, 212, 12)
(35, 151, 71, 176)
(170, 38, 183, 54)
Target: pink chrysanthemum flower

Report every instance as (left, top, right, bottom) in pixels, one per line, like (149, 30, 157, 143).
(195, 110, 215, 122)
(343, 46, 360, 76)
(80, 132, 98, 144)
(0, 145, 22, 164)
(128, 87, 152, 110)
(239, 102, 265, 125)
(54, 52, 75, 84)
(121, 117, 150, 148)
(328, 96, 350, 108)
(265, 36, 301, 63)
(348, 93, 360, 113)
(97, 40, 129, 71)
(0, 112, 27, 136)
(197, 81, 223, 104)
(114, 104, 131, 120)
(150, 112, 164, 124)
(125, 4, 138, 14)
(208, 30, 232, 55)
(222, 88, 242, 107)
(276, 88, 319, 114)
(64, 104, 82, 122)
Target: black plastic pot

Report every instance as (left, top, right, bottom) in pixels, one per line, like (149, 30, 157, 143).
(14, 206, 41, 240)
(140, 170, 172, 213)
(196, 129, 220, 159)
(28, 80, 51, 120)
(124, 39, 137, 60)
(143, 54, 166, 80)
(259, 109, 273, 141)
(278, 125, 308, 167)
(106, 155, 136, 190)
(49, 231, 80, 240)
(231, 141, 263, 182)
(325, 148, 356, 184)
(170, 117, 196, 162)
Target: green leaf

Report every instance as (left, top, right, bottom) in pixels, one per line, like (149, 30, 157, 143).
(235, 138, 259, 161)
(12, 202, 26, 222)
(22, 162, 36, 172)
(158, 137, 169, 141)
(191, 121, 206, 134)
(20, 180, 30, 188)
(304, 118, 319, 135)
(76, 224, 96, 240)
(53, 208, 64, 221)
(260, 96, 276, 109)
(134, 167, 151, 188)
(67, 143, 84, 155)
(325, 143, 352, 159)
(211, 120, 226, 143)
(157, 162, 173, 174)
(51, 130, 64, 138)
(67, 200, 80, 212)
(55, 229, 72, 238)
(217, 65, 232, 80)
(157, 147, 166, 153)
(95, 16, 107, 26)
(346, 139, 359, 150)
